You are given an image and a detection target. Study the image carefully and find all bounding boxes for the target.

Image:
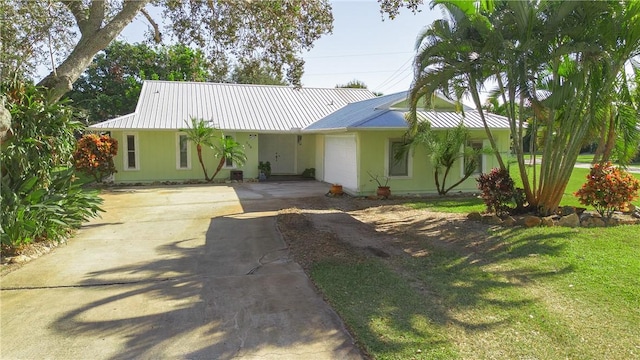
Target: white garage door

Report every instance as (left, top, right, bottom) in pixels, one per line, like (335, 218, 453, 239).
(324, 135, 358, 191)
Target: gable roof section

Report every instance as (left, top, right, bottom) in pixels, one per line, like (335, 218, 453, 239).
(304, 91, 510, 132)
(90, 81, 376, 132)
(304, 91, 409, 131)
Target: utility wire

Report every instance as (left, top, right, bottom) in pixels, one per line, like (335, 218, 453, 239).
(373, 55, 414, 90)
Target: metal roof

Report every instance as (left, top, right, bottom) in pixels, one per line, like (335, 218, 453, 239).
(304, 91, 409, 131)
(90, 81, 376, 132)
(304, 91, 511, 131)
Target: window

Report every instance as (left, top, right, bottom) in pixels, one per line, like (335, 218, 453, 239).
(388, 140, 409, 177)
(467, 140, 484, 175)
(176, 134, 191, 169)
(124, 133, 139, 170)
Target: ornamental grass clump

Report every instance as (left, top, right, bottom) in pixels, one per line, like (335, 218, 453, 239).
(73, 134, 118, 182)
(574, 162, 640, 223)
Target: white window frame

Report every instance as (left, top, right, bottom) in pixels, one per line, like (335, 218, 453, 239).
(123, 132, 140, 171)
(461, 139, 486, 177)
(176, 133, 192, 170)
(222, 134, 236, 169)
(385, 138, 412, 179)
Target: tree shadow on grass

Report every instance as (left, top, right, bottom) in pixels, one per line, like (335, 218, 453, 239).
(283, 207, 576, 357)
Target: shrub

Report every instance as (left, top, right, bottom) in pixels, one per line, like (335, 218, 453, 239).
(574, 162, 640, 223)
(74, 133, 118, 182)
(0, 82, 103, 252)
(477, 168, 516, 216)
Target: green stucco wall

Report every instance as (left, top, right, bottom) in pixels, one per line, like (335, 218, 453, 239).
(296, 134, 316, 175)
(356, 128, 511, 196)
(109, 130, 259, 183)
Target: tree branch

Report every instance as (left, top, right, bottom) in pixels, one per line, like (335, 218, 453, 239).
(99, 0, 150, 41)
(60, 0, 88, 32)
(87, 0, 106, 32)
(140, 7, 162, 43)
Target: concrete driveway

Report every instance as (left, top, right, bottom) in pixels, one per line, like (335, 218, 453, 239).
(0, 182, 362, 359)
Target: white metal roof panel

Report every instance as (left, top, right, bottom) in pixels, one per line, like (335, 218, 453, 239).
(90, 81, 376, 131)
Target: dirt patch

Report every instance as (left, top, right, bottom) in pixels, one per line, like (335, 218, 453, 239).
(278, 196, 498, 269)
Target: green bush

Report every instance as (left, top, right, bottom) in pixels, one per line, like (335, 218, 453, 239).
(0, 82, 103, 251)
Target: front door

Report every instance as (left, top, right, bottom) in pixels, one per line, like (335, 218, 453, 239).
(258, 134, 296, 174)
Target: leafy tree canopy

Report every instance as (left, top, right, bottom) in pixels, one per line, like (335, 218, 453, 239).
(0, 0, 334, 102)
(336, 79, 369, 89)
(66, 41, 220, 123)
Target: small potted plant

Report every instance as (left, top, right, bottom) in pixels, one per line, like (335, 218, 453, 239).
(367, 171, 391, 199)
(258, 161, 271, 181)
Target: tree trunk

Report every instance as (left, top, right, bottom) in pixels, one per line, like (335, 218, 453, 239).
(196, 144, 210, 181)
(468, 79, 506, 170)
(37, 1, 150, 102)
(210, 157, 226, 182)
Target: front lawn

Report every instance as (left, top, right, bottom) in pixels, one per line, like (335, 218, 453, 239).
(310, 223, 640, 359)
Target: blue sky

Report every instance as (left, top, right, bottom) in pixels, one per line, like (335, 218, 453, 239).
(117, 0, 441, 95)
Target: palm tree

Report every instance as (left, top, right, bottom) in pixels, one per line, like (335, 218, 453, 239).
(409, 0, 640, 214)
(181, 117, 217, 181)
(408, 0, 506, 170)
(403, 121, 481, 195)
(210, 135, 247, 181)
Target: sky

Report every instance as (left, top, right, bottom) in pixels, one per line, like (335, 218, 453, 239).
(115, 0, 442, 96)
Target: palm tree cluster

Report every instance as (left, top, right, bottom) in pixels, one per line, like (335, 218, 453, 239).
(181, 117, 247, 182)
(407, 0, 640, 215)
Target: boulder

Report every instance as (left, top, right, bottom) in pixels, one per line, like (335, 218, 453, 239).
(541, 216, 557, 227)
(502, 216, 516, 227)
(482, 214, 503, 225)
(557, 213, 580, 228)
(581, 216, 605, 228)
(467, 212, 483, 221)
(523, 216, 542, 228)
(560, 206, 576, 216)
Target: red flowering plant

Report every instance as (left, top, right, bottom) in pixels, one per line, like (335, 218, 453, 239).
(574, 162, 640, 223)
(73, 134, 118, 183)
(477, 168, 517, 216)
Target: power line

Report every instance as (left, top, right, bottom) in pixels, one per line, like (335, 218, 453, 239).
(304, 70, 402, 76)
(304, 51, 413, 59)
(374, 55, 414, 91)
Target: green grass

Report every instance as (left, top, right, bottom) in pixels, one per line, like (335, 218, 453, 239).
(311, 226, 640, 359)
(406, 197, 485, 213)
(404, 165, 640, 213)
(509, 165, 640, 208)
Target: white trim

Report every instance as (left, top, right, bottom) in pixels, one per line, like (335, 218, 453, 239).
(123, 132, 140, 171)
(385, 138, 412, 179)
(175, 133, 192, 170)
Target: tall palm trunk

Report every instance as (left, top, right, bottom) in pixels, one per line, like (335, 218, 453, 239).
(196, 144, 210, 181)
(210, 157, 226, 182)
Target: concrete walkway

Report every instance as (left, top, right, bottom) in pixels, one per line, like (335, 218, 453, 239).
(0, 182, 362, 359)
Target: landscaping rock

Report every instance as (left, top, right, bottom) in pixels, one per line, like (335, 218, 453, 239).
(581, 215, 605, 228)
(523, 216, 542, 228)
(542, 216, 557, 227)
(560, 206, 576, 216)
(502, 216, 516, 227)
(558, 213, 580, 228)
(9, 255, 30, 264)
(482, 214, 503, 225)
(467, 212, 482, 221)
(633, 210, 640, 219)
